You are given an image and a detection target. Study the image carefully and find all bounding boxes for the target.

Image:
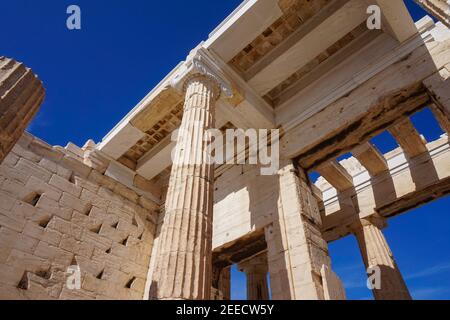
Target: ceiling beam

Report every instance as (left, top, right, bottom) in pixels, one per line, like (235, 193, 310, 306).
(279, 23, 449, 167)
(207, 49, 275, 128)
(376, 0, 418, 42)
(388, 118, 428, 158)
(205, 0, 283, 63)
(414, 0, 450, 28)
(321, 136, 450, 242)
(431, 104, 450, 134)
(247, 0, 370, 95)
(352, 142, 389, 176)
(316, 161, 354, 192)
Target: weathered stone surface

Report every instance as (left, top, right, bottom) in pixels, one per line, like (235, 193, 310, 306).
(265, 162, 331, 300)
(353, 218, 412, 300)
(238, 252, 269, 300)
(2, 2, 450, 302)
(0, 57, 45, 164)
(150, 75, 219, 300)
(0, 133, 158, 300)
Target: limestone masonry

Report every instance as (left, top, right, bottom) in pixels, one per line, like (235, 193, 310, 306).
(1, 0, 450, 300)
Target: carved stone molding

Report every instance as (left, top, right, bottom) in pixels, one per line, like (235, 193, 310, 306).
(170, 48, 233, 99)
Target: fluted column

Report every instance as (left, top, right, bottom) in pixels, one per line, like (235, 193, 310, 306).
(150, 73, 220, 300)
(354, 218, 411, 300)
(239, 254, 269, 300)
(0, 57, 45, 163)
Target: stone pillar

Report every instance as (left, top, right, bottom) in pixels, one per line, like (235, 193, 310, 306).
(265, 161, 331, 300)
(353, 217, 411, 300)
(0, 57, 45, 163)
(150, 51, 232, 300)
(238, 254, 269, 300)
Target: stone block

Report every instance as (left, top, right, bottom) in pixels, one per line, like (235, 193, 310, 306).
(34, 241, 73, 267)
(0, 191, 16, 211)
(99, 225, 129, 244)
(38, 158, 72, 180)
(59, 234, 94, 258)
(11, 143, 42, 163)
(107, 203, 133, 222)
(60, 155, 92, 179)
(74, 255, 104, 277)
(110, 242, 137, 261)
(0, 226, 38, 253)
(1, 178, 30, 199)
(97, 187, 123, 205)
(12, 201, 38, 219)
(0, 212, 26, 232)
(0, 165, 29, 184)
(102, 265, 131, 286)
(88, 170, 117, 190)
(120, 261, 148, 279)
(0, 264, 26, 287)
(2, 153, 19, 167)
(81, 229, 113, 252)
(113, 183, 139, 203)
(47, 217, 82, 240)
(0, 284, 23, 300)
(59, 287, 96, 300)
(28, 138, 64, 164)
(22, 221, 62, 246)
(80, 189, 108, 210)
(49, 174, 82, 197)
(36, 195, 72, 220)
(25, 175, 62, 201)
(88, 206, 117, 225)
(82, 273, 111, 295)
(73, 176, 99, 193)
(59, 192, 90, 215)
(15, 158, 52, 182)
(6, 249, 51, 273)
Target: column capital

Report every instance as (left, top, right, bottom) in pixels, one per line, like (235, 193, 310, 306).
(350, 214, 388, 234)
(170, 48, 233, 99)
(238, 253, 268, 274)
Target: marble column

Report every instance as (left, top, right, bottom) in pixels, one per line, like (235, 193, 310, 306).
(0, 57, 45, 163)
(239, 254, 270, 300)
(150, 52, 231, 299)
(354, 218, 412, 300)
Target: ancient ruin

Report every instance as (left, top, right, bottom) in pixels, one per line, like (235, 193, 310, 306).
(1, 0, 450, 300)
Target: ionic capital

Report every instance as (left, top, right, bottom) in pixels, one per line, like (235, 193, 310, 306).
(170, 48, 233, 99)
(238, 253, 268, 275)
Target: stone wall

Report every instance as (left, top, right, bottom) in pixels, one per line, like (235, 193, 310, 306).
(0, 133, 159, 300)
(213, 165, 277, 250)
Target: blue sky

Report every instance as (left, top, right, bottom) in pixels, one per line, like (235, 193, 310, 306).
(1, 1, 449, 300)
